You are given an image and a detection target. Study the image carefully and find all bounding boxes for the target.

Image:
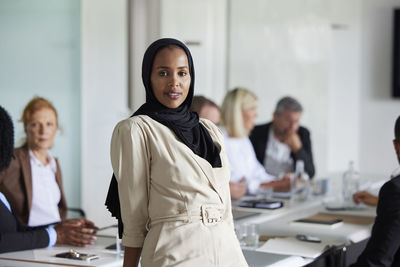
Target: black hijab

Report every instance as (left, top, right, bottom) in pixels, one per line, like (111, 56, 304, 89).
(105, 38, 221, 237)
(0, 106, 14, 172)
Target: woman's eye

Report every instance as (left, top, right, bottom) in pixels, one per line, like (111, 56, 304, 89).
(158, 71, 167, 77)
(178, 71, 187, 76)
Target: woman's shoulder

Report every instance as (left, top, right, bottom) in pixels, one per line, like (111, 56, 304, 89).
(112, 115, 165, 141)
(200, 119, 223, 141)
(13, 146, 29, 161)
(114, 115, 154, 130)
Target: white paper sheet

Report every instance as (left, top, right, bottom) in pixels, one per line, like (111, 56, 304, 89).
(256, 237, 330, 259)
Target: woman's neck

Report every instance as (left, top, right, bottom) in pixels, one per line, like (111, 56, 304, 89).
(31, 148, 49, 165)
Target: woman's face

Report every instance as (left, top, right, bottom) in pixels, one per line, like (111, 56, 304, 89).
(242, 105, 258, 131)
(150, 47, 191, 109)
(25, 108, 58, 151)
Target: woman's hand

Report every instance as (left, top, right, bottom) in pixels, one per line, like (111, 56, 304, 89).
(229, 179, 247, 200)
(55, 219, 98, 247)
(284, 131, 302, 154)
(353, 191, 378, 206)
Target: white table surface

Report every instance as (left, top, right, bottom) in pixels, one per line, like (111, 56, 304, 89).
(0, 236, 123, 267)
(0, 174, 383, 267)
(235, 178, 379, 267)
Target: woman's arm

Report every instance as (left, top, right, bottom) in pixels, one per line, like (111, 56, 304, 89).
(111, 119, 150, 264)
(123, 247, 142, 267)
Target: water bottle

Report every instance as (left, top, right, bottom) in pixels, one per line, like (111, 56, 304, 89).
(291, 160, 310, 202)
(342, 161, 360, 205)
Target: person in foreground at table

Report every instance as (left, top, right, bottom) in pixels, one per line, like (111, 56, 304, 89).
(106, 38, 248, 267)
(0, 97, 97, 247)
(0, 105, 56, 252)
(190, 95, 221, 125)
(220, 88, 289, 200)
(351, 115, 400, 267)
(250, 96, 315, 179)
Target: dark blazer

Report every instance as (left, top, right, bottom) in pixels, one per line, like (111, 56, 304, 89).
(249, 122, 315, 178)
(0, 146, 67, 225)
(0, 196, 49, 253)
(351, 174, 400, 267)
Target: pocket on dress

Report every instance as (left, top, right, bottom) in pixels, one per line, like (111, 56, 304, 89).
(151, 221, 210, 265)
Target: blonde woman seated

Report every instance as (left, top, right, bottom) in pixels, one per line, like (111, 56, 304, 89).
(220, 88, 288, 200)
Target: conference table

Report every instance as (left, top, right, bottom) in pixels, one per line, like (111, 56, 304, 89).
(0, 235, 123, 267)
(235, 173, 385, 267)
(236, 196, 376, 266)
(0, 173, 384, 267)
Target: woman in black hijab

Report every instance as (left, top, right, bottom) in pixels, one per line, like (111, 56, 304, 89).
(108, 38, 247, 267)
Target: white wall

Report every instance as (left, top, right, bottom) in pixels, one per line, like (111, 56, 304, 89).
(159, 0, 227, 104)
(327, 0, 362, 172)
(72, 0, 400, 227)
(228, 0, 399, 178)
(0, 0, 82, 208)
(229, 0, 332, 175)
(4, 0, 398, 229)
(129, 0, 227, 109)
(359, 0, 400, 176)
(81, 0, 129, 227)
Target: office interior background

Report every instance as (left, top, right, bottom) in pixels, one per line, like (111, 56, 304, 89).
(0, 0, 399, 227)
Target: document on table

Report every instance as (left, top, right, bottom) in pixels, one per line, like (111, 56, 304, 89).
(290, 213, 344, 229)
(256, 237, 331, 259)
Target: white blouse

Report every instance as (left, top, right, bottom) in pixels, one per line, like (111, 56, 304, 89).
(28, 150, 61, 227)
(221, 129, 275, 194)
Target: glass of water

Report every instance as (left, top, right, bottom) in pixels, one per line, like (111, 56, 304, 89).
(237, 223, 259, 249)
(256, 186, 273, 200)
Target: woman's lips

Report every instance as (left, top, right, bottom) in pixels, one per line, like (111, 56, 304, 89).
(165, 91, 182, 100)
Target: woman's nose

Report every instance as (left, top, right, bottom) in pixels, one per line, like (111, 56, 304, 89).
(168, 74, 179, 87)
(38, 124, 44, 134)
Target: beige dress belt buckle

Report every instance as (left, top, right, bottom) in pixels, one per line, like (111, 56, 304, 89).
(201, 204, 224, 226)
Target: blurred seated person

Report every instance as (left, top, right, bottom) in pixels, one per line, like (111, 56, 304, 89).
(190, 95, 220, 125)
(0, 97, 97, 248)
(220, 88, 287, 200)
(351, 116, 400, 266)
(250, 96, 315, 179)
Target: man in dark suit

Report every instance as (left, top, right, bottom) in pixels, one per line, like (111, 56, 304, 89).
(351, 115, 400, 267)
(249, 96, 315, 179)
